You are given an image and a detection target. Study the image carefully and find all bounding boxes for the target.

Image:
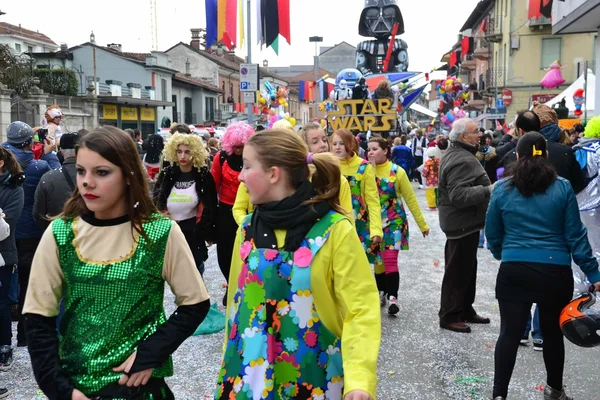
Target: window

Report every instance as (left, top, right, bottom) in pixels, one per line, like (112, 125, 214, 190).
(27, 46, 33, 53)
(14, 43, 21, 52)
(205, 97, 216, 121)
(541, 38, 561, 68)
(161, 78, 167, 101)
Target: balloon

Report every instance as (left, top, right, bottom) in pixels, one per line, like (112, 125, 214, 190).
(446, 111, 455, 123)
(288, 117, 296, 127)
(456, 77, 462, 84)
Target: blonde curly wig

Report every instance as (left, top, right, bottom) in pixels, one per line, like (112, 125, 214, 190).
(163, 133, 208, 169)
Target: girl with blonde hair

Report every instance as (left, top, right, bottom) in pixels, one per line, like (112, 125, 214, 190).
(216, 129, 380, 400)
(153, 133, 218, 275)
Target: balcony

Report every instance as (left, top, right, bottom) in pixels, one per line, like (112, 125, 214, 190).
(461, 54, 476, 71)
(474, 40, 491, 60)
(184, 113, 197, 125)
(529, 16, 552, 29)
(464, 92, 487, 110)
(483, 68, 506, 92)
(483, 19, 503, 43)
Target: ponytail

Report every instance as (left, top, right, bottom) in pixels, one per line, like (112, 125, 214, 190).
(508, 131, 556, 197)
(306, 153, 344, 216)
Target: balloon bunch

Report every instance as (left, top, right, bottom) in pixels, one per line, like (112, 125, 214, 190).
(436, 77, 470, 111)
(440, 107, 467, 128)
(267, 113, 297, 129)
(319, 100, 336, 112)
(258, 82, 289, 117)
(573, 88, 585, 117)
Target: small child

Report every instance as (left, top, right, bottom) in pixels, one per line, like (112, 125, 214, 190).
(422, 146, 441, 210)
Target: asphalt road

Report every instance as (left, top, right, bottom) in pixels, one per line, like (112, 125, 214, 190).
(7, 184, 600, 399)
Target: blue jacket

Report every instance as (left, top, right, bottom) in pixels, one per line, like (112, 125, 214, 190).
(485, 177, 600, 283)
(391, 145, 415, 174)
(1, 143, 60, 239)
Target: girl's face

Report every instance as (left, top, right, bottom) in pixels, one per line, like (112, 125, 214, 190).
(367, 142, 387, 165)
(306, 129, 329, 154)
(76, 147, 127, 220)
(177, 144, 192, 166)
(331, 134, 348, 159)
(239, 145, 275, 205)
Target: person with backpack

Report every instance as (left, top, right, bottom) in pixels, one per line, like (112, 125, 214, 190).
(1, 122, 60, 347)
(391, 135, 415, 177)
(210, 122, 254, 305)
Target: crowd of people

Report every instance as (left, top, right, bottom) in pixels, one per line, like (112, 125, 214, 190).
(0, 101, 597, 399)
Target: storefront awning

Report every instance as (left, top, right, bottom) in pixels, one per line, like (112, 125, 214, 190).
(98, 96, 175, 107)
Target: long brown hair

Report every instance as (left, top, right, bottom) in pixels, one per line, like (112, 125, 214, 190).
(332, 129, 358, 158)
(0, 147, 23, 176)
(61, 126, 159, 241)
(247, 129, 345, 216)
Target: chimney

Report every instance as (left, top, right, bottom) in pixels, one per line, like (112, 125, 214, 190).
(145, 86, 156, 100)
(127, 83, 141, 99)
(60, 43, 68, 52)
(106, 80, 122, 96)
(185, 59, 191, 76)
(107, 43, 122, 52)
(190, 29, 201, 49)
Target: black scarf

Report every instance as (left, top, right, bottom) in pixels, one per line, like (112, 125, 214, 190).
(247, 180, 331, 252)
(225, 152, 243, 172)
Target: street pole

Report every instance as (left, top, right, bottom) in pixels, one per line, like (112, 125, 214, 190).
(309, 36, 323, 120)
(246, 0, 253, 125)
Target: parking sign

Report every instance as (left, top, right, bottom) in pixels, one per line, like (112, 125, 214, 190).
(240, 63, 258, 92)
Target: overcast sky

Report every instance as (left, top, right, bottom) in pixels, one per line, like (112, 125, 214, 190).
(2, 0, 480, 72)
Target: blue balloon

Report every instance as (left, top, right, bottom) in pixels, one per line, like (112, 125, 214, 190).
(446, 111, 455, 122)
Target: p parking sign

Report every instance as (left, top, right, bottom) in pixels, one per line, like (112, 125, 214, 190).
(240, 63, 258, 92)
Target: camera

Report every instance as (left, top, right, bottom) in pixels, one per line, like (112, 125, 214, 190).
(37, 128, 48, 143)
(478, 136, 489, 154)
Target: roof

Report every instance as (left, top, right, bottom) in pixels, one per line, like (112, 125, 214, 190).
(286, 68, 334, 84)
(173, 73, 222, 93)
(319, 41, 356, 56)
(0, 22, 57, 47)
(164, 42, 288, 83)
(460, 0, 494, 32)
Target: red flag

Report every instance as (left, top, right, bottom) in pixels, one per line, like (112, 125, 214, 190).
(449, 51, 457, 68)
(461, 37, 470, 55)
(223, 0, 237, 49)
(277, 0, 291, 45)
(528, 0, 542, 19)
(366, 75, 387, 92)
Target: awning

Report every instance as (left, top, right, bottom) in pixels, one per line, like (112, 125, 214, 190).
(98, 96, 175, 107)
(473, 113, 506, 122)
(409, 103, 437, 118)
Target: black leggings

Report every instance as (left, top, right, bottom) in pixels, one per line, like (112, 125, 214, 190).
(217, 202, 238, 282)
(493, 299, 569, 398)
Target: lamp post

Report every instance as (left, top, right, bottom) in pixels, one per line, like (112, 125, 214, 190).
(309, 36, 323, 119)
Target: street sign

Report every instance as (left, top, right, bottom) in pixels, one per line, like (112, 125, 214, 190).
(240, 63, 258, 92)
(243, 91, 255, 103)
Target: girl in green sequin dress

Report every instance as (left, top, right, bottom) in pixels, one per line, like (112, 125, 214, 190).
(23, 127, 210, 400)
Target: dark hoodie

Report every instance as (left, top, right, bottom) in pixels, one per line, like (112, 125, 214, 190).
(539, 123, 585, 194)
(0, 170, 25, 266)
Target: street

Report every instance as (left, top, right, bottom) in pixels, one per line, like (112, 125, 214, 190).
(7, 184, 600, 400)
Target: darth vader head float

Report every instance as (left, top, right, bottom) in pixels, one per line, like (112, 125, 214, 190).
(359, 0, 405, 40)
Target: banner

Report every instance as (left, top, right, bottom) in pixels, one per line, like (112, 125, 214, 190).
(327, 99, 396, 132)
(103, 104, 117, 120)
(140, 107, 155, 121)
(121, 107, 138, 121)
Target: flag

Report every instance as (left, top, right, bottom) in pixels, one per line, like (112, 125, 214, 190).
(308, 82, 314, 102)
(278, 0, 291, 45)
(265, 0, 279, 47)
(540, 0, 552, 18)
(528, 0, 542, 19)
(224, 0, 237, 49)
(205, 0, 218, 48)
(271, 35, 280, 55)
(238, 0, 244, 48)
(299, 81, 306, 102)
(218, 0, 227, 44)
(461, 37, 470, 56)
(257, 0, 263, 45)
(449, 51, 457, 68)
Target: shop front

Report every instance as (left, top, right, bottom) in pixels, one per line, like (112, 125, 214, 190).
(98, 97, 174, 139)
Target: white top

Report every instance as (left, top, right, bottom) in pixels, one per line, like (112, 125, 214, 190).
(167, 180, 199, 222)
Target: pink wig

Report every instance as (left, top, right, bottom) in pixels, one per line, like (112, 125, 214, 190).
(221, 122, 255, 155)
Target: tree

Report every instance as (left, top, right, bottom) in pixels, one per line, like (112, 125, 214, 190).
(34, 68, 78, 96)
(0, 44, 35, 95)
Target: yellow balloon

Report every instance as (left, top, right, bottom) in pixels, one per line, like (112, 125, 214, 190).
(456, 77, 462, 84)
(288, 117, 296, 127)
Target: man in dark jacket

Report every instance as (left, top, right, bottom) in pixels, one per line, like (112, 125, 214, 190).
(33, 132, 79, 231)
(2, 121, 60, 346)
(438, 118, 492, 333)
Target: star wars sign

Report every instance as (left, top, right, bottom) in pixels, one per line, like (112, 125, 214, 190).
(328, 99, 396, 132)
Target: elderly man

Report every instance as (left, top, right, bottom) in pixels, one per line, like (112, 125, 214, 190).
(438, 118, 492, 333)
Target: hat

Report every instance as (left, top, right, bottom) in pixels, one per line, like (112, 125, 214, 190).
(59, 132, 79, 150)
(532, 101, 558, 127)
(7, 121, 34, 146)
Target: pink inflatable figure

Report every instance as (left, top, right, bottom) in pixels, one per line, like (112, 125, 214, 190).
(541, 61, 566, 89)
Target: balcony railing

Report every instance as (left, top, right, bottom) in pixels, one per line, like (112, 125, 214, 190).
(485, 68, 505, 90)
(529, 16, 552, 28)
(184, 113, 197, 125)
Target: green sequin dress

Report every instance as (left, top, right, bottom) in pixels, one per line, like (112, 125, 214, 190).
(52, 215, 174, 397)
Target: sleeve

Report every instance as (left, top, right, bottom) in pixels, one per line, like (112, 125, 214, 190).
(421, 161, 430, 179)
(197, 173, 219, 243)
(331, 225, 381, 399)
(568, 151, 586, 194)
(133, 222, 211, 373)
(232, 182, 251, 225)
(222, 225, 243, 352)
(444, 162, 491, 208)
(495, 140, 515, 159)
(0, 215, 9, 242)
(338, 176, 355, 227)
(1, 188, 23, 239)
(563, 186, 600, 283)
(40, 153, 61, 170)
(362, 165, 383, 238)
(484, 186, 504, 260)
(210, 152, 223, 194)
(23, 226, 63, 316)
(396, 168, 429, 233)
(33, 177, 50, 231)
(152, 169, 168, 210)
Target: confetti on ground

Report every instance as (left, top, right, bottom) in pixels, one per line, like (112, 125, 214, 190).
(536, 384, 545, 391)
(451, 376, 489, 385)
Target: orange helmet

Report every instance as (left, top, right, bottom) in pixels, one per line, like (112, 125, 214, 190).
(560, 290, 600, 348)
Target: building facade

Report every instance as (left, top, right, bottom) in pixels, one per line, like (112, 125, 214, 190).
(0, 22, 56, 54)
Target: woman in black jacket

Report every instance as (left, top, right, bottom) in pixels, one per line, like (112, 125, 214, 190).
(153, 134, 217, 275)
(0, 147, 24, 376)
